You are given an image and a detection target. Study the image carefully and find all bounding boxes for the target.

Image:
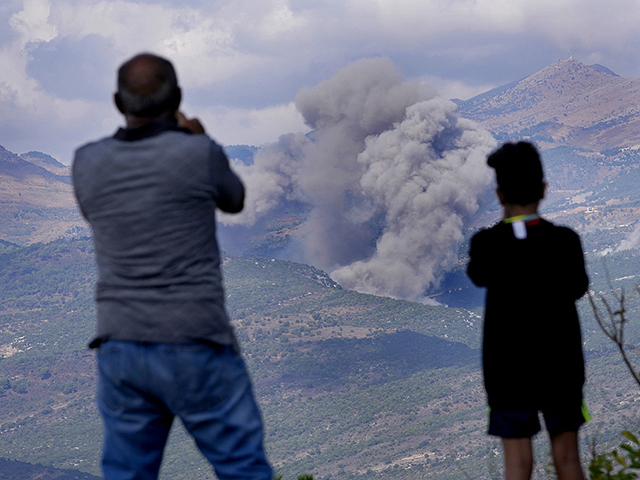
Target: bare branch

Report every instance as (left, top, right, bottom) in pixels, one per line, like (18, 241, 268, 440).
(588, 285, 640, 390)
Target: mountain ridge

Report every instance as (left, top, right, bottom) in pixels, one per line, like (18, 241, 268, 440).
(1, 237, 640, 478)
(5, 57, 640, 480)
(458, 58, 640, 150)
(0, 145, 70, 185)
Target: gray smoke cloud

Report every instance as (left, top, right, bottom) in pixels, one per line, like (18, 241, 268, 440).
(220, 57, 496, 302)
(616, 222, 640, 252)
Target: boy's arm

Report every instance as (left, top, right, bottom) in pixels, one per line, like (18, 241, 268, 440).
(467, 233, 492, 287)
(566, 231, 589, 300)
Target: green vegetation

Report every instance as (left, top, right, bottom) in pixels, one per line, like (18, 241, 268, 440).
(0, 237, 488, 479)
(0, 235, 639, 478)
(590, 431, 640, 479)
(0, 457, 101, 479)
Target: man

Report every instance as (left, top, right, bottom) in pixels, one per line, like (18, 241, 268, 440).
(73, 53, 273, 480)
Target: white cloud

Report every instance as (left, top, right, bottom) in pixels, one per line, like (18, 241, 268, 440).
(420, 75, 496, 101)
(9, 0, 57, 44)
(369, 0, 524, 38)
(1, 0, 640, 161)
(364, 0, 640, 45)
(49, 1, 263, 87)
(258, 0, 308, 38)
(195, 101, 309, 147)
(0, 0, 107, 162)
(522, 0, 640, 49)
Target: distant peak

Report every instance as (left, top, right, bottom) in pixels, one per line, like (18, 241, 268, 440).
(20, 151, 66, 168)
(588, 63, 620, 77)
(545, 58, 619, 77)
(553, 57, 581, 65)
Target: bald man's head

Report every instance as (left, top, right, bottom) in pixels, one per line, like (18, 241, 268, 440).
(115, 53, 181, 118)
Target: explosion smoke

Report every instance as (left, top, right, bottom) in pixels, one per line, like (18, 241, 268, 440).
(220, 58, 496, 302)
(616, 222, 640, 252)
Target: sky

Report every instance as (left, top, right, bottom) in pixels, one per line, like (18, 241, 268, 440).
(2, 0, 640, 164)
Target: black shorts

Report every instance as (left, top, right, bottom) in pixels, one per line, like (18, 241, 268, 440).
(488, 403, 588, 438)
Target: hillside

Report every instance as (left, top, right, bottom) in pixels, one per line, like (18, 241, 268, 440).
(458, 58, 640, 151)
(1, 238, 640, 479)
(3, 58, 640, 478)
(0, 458, 101, 479)
(0, 238, 486, 479)
(215, 59, 640, 266)
(0, 146, 85, 245)
(19, 151, 70, 177)
(0, 144, 262, 247)
(3, 57, 640, 251)
(451, 59, 640, 248)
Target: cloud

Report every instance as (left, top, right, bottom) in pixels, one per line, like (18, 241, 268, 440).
(0, 0, 304, 160)
(197, 101, 309, 152)
(26, 34, 116, 101)
(9, 0, 57, 44)
(258, 0, 308, 38)
(220, 58, 496, 301)
(48, 1, 264, 87)
(2, 0, 640, 162)
(0, 0, 117, 162)
(616, 223, 640, 253)
(420, 74, 496, 101)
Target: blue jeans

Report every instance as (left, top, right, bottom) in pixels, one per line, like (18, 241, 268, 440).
(96, 341, 272, 480)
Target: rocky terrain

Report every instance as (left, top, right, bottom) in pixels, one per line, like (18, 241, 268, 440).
(2, 58, 640, 479)
(458, 58, 640, 151)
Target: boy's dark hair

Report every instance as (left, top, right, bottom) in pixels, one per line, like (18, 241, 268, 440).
(487, 141, 544, 206)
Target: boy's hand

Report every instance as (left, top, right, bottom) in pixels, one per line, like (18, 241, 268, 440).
(177, 111, 206, 134)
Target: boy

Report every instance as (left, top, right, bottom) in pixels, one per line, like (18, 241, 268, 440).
(467, 141, 589, 480)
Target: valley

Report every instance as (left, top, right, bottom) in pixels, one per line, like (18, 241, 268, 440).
(2, 58, 640, 479)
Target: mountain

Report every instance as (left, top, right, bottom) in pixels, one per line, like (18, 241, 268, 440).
(224, 144, 258, 165)
(458, 58, 640, 151)
(216, 59, 640, 266)
(0, 458, 101, 479)
(19, 151, 70, 177)
(0, 237, 639, 479)
(0, 238, 485, 479)
(3, 59, 640, 478)
(0, 146, 86, 245)
(441, 59, 640, 265)
(0, 145, 70, 185)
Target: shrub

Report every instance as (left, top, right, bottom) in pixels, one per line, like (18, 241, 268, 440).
(590, 431, 640, 479)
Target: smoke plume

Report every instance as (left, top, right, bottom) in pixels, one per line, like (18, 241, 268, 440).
(616, 222, 640, 252)
(220, 58, 496, 302)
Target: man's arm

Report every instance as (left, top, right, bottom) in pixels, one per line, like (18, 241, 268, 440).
(209, 142, 244, 214)
(177, 111, 244, 213)
(71, 150, 90, 220)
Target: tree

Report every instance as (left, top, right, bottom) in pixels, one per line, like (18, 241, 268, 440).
(588, 286, 640, 479)
(589, 288, 640, 389)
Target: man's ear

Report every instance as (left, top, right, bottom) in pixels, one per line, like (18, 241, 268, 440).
(540, 181, 547, 200)
(496, 187, 506, 205)
(114, 92, 126, 114)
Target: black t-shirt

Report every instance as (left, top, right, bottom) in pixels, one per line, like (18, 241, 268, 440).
(467, 218, 588, 410)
